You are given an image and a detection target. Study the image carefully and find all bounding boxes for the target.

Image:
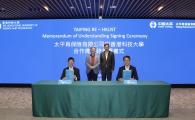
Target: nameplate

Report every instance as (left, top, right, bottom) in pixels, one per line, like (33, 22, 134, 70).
(58, 80, 73, 84)
(124, 80, 137, 85)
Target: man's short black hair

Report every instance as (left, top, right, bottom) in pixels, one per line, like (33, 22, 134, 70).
(68, 57, 74, 62)
(90, 47, 96, 50)
(123, 55, 131, 61)
(104, 43, 110, 47)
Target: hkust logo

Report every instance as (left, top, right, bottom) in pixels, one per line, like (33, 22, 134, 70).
(149, 21, 157, 28)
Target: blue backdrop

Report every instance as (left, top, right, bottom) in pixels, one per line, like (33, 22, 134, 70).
(0, 19, 195, 84)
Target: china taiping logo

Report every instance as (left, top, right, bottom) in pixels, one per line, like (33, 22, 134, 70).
(149, 21, 157, 28)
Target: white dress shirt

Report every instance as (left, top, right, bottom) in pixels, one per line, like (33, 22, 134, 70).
(105, 51, 109, 60)
(125, 65, 130, 70)
(69, 66, 74, 71)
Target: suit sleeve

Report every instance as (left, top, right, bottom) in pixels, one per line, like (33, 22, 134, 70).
(60, 69, 66, 79)
(76, 68, 80, 81)
(85, 55, 91, 68)
(116, 67, 122, 81)
(133, 67, 139, 80)
(112, 52, 115, 71)
(100, 53, 103, 70)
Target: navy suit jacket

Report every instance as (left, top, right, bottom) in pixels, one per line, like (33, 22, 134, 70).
(60, 67, 80, 81)
(116, 65, 138, 80)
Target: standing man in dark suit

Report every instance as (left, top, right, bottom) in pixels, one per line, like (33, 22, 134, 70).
(60, 57, 80, 81)
(100, 43, 115, 81)
(116, 55, 138, 81)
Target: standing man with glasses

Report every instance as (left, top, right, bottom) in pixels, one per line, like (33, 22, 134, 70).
(85, 47, 100, 81)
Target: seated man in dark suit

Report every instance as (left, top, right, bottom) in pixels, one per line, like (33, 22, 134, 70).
(60, 57, 80, 81)
(116, 55, 138, 81)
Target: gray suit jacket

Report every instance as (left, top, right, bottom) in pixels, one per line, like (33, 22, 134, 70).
(85, 54, 100, 74)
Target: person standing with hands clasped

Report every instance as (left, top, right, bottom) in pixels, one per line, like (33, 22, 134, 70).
(85, 47, 100, 81)
(100, 43, 115, 81)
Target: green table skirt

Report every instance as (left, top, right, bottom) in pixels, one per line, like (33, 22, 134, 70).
(32, 80, 171, 118)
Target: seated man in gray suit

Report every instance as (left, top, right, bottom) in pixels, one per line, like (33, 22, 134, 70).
(85, 47, 100, 81)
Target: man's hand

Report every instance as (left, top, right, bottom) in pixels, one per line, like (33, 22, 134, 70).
(62, 77, 66, 80)
(118, 78, 123, 82)
(74, 75, 77, 81)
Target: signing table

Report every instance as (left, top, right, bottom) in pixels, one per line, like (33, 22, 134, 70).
(32, 80, 171, 118)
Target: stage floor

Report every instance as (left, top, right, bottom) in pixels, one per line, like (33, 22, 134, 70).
(0, 87, 195, 120)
